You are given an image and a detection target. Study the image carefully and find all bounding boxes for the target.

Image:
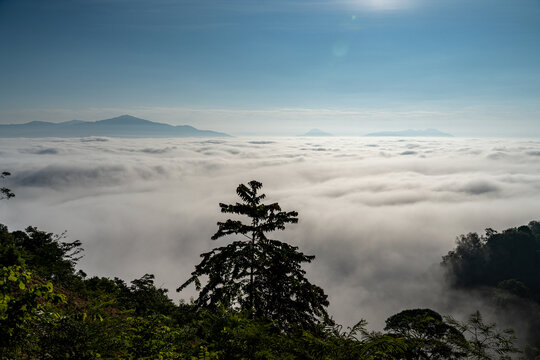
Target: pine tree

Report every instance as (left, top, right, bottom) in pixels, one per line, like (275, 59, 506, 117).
(178, 180, 330, 328)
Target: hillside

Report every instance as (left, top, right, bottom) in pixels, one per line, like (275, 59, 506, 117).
(0, 115, 231, 138)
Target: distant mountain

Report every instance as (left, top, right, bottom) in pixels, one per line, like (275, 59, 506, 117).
(300, 129, 333, 137)
(0, 115, 231, 138)
(59, 120, 86, 125)
(365, 129, 453, 137)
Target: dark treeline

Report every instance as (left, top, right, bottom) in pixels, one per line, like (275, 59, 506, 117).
(0, 178, 536, 359)
(442, 221, 540, 350)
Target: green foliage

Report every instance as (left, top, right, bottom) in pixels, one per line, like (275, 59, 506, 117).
(116, 315, 196, 359)
(112, 274, 176, 316)
(0, 265, 65, 358)
(0, 225, 24, 267)
(179, 180, 330, 329)
(195, 346, 219, 360)
(28, 312, 116, 359)
(357, 332, 409, 360)
(0, 224, 83, 285)
(299, 320, 409, 360)
(194, 307, 289, 359)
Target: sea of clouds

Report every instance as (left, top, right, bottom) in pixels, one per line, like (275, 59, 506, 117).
(1, 136, 540, 333)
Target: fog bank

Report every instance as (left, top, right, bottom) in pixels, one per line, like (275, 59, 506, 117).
(1, 136, 539, 331)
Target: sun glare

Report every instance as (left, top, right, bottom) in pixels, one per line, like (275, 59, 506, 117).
(360, 0, 417, 11)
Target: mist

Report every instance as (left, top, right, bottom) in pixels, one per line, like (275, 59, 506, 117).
(1, 136, 539, 332)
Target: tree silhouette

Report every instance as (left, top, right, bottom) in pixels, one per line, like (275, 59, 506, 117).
(178, 180, 330, 328)
(1, 172, 14, 200)
(442, 221, 540, 302)
(384, 309, 467, 360)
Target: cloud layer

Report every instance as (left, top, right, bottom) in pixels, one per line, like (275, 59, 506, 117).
(1, 137, 540, 332)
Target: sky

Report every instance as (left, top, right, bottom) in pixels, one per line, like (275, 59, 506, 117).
(1, 136, 540, 338)
(1, 0, 540, 136)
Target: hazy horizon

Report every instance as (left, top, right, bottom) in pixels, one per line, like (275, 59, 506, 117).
(0, 113, 460, 137)
(0, 113, 534, 138)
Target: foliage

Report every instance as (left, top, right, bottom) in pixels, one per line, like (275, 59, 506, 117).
(28, 311, 119, 359)
(178, 180, 330, 329)
(0, 224, 83, 285)
(442, 221, 540, 348)
(299, 320, 409, 360)
(446, 311, 521, 360)
(0, 171, 15, 200)
(116, 315, 196, 359)
(442, 221, 540, 301)
(0, 265, 65, 358)
(384, 308, 467, 359)
(112, 274, 177, 316)
(194, 306, 290, 359)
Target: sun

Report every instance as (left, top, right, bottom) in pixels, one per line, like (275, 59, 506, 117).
(360, 0, 417, 11)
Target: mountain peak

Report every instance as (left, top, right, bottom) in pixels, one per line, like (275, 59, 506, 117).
(301, 128, 333, 137)
(96, 115, 153, 125)
(25, 121, 54, 126)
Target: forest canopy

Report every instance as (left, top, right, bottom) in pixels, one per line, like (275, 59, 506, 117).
(443, 221, 540, 300)
(442, 221, 540, 350)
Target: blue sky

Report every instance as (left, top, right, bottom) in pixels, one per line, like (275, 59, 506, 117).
(1, 0, 539, 136)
